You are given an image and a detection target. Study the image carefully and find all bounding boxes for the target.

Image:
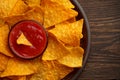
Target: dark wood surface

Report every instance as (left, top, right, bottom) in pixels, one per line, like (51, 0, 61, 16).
(77, 0, 120, 80)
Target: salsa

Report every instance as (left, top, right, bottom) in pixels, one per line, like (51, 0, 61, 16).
(9, 20, 48, 59)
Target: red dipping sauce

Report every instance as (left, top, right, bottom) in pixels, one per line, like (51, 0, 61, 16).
(9, 20, 48, 59)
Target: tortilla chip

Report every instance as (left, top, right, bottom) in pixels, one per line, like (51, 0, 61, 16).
(24, 0, 41, 7)
(67, 17, 76, 23)
(17, 33, 32, 46)
(0, 19, 5, 26)
(9, 0, 29, 16)
(50, 0, 75, 8)
(8, 76, 26, 80)
(0, 53, 9, 72)
(41, 0, 78, 28)
(0, 58, 37, 77)
(0, 24, 14, 57)
(49, 19, 83, 46)
(24, 6, 44, 24)
(28, 60, 73, 80)
(28, 60, 58, 80)
(58, 47, 84, 67)
(4, 6, 44, 27)
(56, 17, 76, 25)
(42, 33, 70, 60)
(52, 61, 73, 79)
(0, 0, 18, 18)
(18, 76, 26, 80)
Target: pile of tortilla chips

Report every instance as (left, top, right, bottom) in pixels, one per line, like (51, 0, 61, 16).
(0, 0, 84, 80)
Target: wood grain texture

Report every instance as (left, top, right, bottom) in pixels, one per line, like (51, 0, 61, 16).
(77, 0, 120, 79)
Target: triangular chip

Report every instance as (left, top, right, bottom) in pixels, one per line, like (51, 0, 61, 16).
(28, 60, 59, 80)
(51, 61, 73, 79)
(9, 0, 28, 16)
(8, 76, 26, 80)
(28, 60, 73, 80)
(0, 0, 18, 18)
(0, 53, 9, 72)
(41, 0, 78, 28)
(24, 0, 41, 7)
(50, 0, 75, 8)
(49, 19, 84, 46)
(58, 47, 84, 67)
(67, 17, 76, 23)
(0, 24, 14, 57)
(0, 58, 37, 77)
(4, 6, 44, 27)
(0, 19, 5, 26)
(24, 6, 44, 24)
(17, 33, 32, 46)
(42, 33, 70, 60)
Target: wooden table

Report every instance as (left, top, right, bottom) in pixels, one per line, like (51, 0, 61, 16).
(77, 0, 120, 80)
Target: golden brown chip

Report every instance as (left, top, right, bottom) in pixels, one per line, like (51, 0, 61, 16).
(17, 33, 32, 46)
(42, 33, 70, 60)
(4, 6, 44, 27)
(0, 19, 5, 26)
(24, 0, 41, 7)
(0, 53, 9, 72)
(0, 24, 14, 57)
(55, 17, 76, 25)
(8, 76, 26, 80)
(67, 17, 76, 23)
(58, 47, 84, 67)
(0, 58, 37, 77)
(28, 60, 58, 80)
(50, 0, 75, 8)
(4, 15, 23, 28)
(24, 6, 44, 24)
(41, 0, 78, 28)
(18, 76, 26, 80)
(28, 60, 73, 80)
(0, 0, 18, 18)
(52, 61, 73, 79)
(49, 19, 83, 46)
(9, 0, 29, 16)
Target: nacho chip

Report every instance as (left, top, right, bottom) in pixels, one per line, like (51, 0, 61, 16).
(52, 61, 73, 79)
(49, 19, 83, 46)
(58, 47, 84, 67)
(28, 60, 58, 80)
(17, 33, 32, 46)
(24, 0, 41, 7)
(29, 60, 73, 80)
(9, 0, 29, 16)
(0, 0, 18, 18)
(0, 19, 5, 26)
(50, 0, 75, 8)
(18, 76, 26, 80)
(24, 6, 44, 24)
(42, 33, 69, 60)
(0, 53, 9, 72)
(0, 58, 37, 77)
(4, 6, 44, 27)
(8, 76, 26, 80)
(55, 17, 76, 25)
(0, 24, 14, 57)
(42, 0, 78, 28)
(67, 17, 76, 23)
